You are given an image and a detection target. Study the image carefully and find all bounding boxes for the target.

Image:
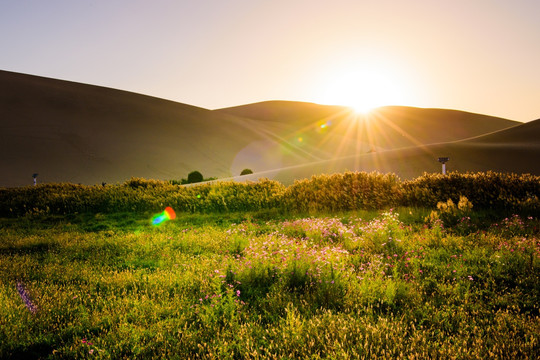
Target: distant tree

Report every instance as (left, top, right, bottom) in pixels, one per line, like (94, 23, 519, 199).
(240, 168, 253, 176)
(187, 170, 204, 184)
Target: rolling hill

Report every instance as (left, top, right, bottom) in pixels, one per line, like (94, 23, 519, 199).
(216, 101, 521, 163)
(0, 70, 278, 187)
(217, 101, 518, 146)
(235, 118, 540, 184)
(0, 70, 534, 187)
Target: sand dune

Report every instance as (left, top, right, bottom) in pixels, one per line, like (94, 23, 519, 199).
(0, 71, 271, 186)
(217, 101, 519, 150)
(0, 70, 534, 187)
(235, 119, 540, 184)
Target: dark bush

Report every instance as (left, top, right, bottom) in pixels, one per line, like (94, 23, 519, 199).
(187, 171, 204, 184)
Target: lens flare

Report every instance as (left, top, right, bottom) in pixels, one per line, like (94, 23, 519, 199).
(152, 206, 176, 226)
(317, 120, 332, 133)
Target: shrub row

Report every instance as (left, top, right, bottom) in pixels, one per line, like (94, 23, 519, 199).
(0, 171, 538, 217)
(0, 178, 285, 217)
(283, 172, 402, 212)
(402, 171, 540, 211)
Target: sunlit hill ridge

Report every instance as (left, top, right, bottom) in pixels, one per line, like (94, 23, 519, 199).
(1, 70, 538, 187)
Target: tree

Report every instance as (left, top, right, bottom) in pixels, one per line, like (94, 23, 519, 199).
(187, 170, 204, 184)
(240, 168, 253, 176)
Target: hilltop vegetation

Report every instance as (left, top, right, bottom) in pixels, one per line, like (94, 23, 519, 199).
(2, 171, 538, 218)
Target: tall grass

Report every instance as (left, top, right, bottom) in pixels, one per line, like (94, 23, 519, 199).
(1, 171, 539, 217)
(1, 209, 538, 359)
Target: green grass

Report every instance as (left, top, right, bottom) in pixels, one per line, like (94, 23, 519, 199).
(1, 209, 539, 359)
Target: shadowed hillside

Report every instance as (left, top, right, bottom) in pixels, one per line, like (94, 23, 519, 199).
(0, 70, 530, 187)
(463, 117, 540, 145)
(235, 119, 540, 184)
(217, 101, 520, 160)
(0, 71, 277, 187)
(220, 101, 517, 143)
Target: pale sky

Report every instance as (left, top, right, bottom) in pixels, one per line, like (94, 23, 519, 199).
(1, 0, 539, 121)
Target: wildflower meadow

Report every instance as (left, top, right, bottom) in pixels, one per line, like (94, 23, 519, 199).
(0, 172, 539, 359)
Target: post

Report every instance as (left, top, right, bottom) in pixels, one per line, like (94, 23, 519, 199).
(437, 157, 449, 175)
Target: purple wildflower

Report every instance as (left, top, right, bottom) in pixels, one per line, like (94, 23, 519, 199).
(16, 282, 37, 314)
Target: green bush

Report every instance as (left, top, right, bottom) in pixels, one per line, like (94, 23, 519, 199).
(425, 196, 474, 228)
(187, 171, 204, 184)
(283, 171, 402, 213)
(402, 171, 540, 212)
(0, 171, 538, 217)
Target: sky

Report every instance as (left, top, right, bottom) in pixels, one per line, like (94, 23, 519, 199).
(1, 0, 539, 122)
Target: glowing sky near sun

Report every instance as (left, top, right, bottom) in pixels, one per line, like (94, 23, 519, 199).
(1, 0, 539, 121)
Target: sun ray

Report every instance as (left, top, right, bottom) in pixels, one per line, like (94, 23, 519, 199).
(370, 108, 436, 154)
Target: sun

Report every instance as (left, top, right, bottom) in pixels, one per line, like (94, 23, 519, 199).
(350, 102, 376, 115)
(315, 62, 408, 114)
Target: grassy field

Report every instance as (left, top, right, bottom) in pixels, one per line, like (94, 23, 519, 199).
(0, 207, 539, 359)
